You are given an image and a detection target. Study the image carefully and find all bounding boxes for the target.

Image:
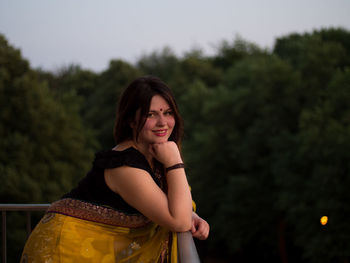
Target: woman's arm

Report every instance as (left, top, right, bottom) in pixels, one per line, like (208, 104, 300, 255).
(105, 142, 193, 232)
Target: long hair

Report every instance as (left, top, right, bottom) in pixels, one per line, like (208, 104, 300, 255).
(113, 76, 184, 148)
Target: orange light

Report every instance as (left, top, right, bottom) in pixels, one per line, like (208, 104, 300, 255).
(320, 216, 328, 225)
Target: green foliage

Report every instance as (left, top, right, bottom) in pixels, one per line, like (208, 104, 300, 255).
(85, 60, 141, 149)
(212, 36, 265, 71)
(273, 28, 350, 91)
(37, 65, 100, 152)
(184, 55, 301, 260)
(1, 27, 350, 263)
(0, 34, 99, 262)
(276, 69, 350, 262)
(0, 35, 29, 84)
(43, 64, 99, 115)
(137, 47, 179, 81)
(178, 50, 224, 88)
(272, 31, 350, 262)
(38, 60, 142, 150)
(0, 73, 95, 203)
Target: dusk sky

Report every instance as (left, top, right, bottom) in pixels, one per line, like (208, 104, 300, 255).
(1, 0, 349, 72)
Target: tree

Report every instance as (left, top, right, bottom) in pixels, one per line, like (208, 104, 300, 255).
(185, 54, 302, 261)
(0, 34, 96, 262)
(275, 68, 350, 263)
(137, 47, 179, 81)
(84, 59, 141, 149)
(211, 36, 264, 71)
(273, 28, 349, 93)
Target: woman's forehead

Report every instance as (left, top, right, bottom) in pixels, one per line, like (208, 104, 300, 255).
(149, 95, 171, 110)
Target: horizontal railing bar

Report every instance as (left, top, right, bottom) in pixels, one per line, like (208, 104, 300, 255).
(0, 204, 50, 211)
(1, 204, 51, 263)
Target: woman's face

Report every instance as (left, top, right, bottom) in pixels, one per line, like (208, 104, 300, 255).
(136, 95, 175, 145)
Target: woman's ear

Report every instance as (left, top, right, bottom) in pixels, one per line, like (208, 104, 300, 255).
(129, 120, 136, 129)
(130, 111, 140, 129)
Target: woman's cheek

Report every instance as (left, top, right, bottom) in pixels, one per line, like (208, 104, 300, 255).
(168, 117, 175, 129)
(143, 119, 156, 130)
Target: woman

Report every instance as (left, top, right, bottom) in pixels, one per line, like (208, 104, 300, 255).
(21, 76, 209, 262)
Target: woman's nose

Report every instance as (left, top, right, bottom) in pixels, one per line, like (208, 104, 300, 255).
(156, 115, 166, 126)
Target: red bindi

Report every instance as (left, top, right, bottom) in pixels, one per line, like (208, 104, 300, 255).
(160, 108, 163, 111)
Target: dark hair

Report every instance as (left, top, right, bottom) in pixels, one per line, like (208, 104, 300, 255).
(113, 76, 184, 147)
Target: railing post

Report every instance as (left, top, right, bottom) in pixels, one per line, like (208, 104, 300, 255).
(26, 211, 31, 237)
(2, 211, 7, 263)
(177, 231, 201, 263)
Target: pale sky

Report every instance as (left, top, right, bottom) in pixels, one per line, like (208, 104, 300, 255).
(1, 0, 349, 72)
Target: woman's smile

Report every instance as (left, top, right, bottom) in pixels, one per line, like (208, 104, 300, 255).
(136, 95, 175, 144)
(153, 129, 168, 137)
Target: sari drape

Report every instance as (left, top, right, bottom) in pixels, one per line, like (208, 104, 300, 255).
(21, 199, 176, 263)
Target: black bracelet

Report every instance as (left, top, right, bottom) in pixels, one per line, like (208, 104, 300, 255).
(166, 163, 185, 172)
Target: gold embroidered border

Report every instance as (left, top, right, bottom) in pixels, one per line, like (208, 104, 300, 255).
(47, 198, 150, 228)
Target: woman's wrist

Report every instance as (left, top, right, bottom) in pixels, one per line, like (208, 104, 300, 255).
(163, 157, 183, 169)
(166, 163, 185, 173)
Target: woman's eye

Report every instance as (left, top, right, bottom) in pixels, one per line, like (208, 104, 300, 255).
(164, 111, 173, 116)
(147, 112, 155, 117)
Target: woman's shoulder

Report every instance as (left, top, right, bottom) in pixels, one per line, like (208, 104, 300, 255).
(93, 147, 152, 173)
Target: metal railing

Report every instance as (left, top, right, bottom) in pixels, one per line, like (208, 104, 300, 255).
(177, 231, 201, 263)
(0, 204, 50, 263)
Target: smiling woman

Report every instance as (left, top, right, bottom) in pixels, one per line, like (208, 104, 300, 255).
(20, 76, 209, 262)
(135, 95, 176, 144)
(113, 76, 184, 149)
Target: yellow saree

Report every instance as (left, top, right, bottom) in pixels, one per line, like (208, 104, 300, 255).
(21, 199, 177, 263)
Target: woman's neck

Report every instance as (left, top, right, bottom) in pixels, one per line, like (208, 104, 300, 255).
(133, 141, 153, 164)
(115, 140, 153, 167)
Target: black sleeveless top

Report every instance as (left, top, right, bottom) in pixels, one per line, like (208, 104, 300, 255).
(62, 147, 162, 215)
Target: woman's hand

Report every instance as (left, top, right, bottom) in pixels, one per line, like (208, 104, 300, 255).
(191, 212, 210, 240)
(149, 141, 183, 167)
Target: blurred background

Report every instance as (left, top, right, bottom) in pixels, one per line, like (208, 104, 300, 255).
(1, 1, 350, 262)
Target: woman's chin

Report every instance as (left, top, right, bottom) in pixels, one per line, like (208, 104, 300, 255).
(152, 136, 169, 144)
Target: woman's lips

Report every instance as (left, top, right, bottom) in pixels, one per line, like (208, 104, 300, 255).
(153, 129, 167, 136)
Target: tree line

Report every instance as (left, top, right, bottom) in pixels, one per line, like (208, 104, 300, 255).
(1, 27, 349, 262)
